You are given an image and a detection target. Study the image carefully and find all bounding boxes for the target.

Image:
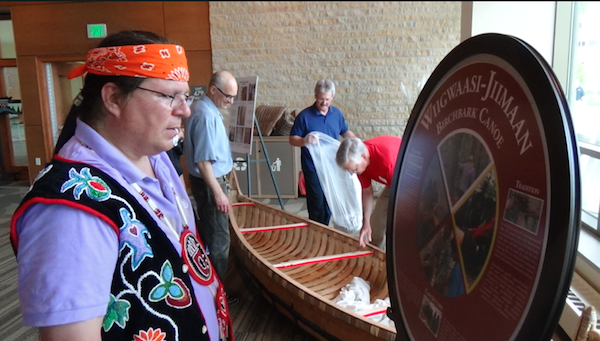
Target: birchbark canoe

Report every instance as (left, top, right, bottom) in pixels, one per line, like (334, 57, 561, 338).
(227, 172, 396, 341)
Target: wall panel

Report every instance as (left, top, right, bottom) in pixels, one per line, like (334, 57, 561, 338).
(15, 56, 41, 127)
(24, 124, 44, 176)
(11, 1, 166, 56)
(164, 1, 211, 51)
(187, 50, 213, 89)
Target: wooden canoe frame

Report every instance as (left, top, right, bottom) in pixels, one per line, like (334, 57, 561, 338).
(228, 171, 396, 341)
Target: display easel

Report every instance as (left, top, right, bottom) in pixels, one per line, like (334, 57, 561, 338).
(242, 116, 285, 210)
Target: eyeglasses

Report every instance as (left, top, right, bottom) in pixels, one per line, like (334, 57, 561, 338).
(316, 96, 333, 104)
(215, 86, 236, 101)
(137, 86, 194, 108)
(346, 162, 358, 175)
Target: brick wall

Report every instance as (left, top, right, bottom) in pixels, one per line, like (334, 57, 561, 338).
(209, 1, 461, 139)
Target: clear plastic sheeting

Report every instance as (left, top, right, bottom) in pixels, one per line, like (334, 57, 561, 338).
(305, 132, 362, 233)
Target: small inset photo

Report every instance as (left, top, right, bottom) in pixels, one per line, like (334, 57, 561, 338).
(503, 188, 544, 234)
(418, 294, 442, 337)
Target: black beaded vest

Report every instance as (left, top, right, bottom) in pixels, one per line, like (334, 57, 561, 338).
(11, 159, 233, 341)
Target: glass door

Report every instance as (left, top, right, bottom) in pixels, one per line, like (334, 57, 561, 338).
(1, 66, 24, 165)
(0, 18, 25, 180)
(0, 62, 25, 180)
(43, 60, 84, 148)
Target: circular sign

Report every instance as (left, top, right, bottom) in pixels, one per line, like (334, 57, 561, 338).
(387, 33, 580, 340)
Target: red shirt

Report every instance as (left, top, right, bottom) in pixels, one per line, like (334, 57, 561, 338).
(358, 135, 402, 188)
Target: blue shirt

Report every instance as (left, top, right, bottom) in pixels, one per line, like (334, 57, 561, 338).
(184, 95, 233, 178)
(290, 103, 349, 172)
(14, 119, 219, 340)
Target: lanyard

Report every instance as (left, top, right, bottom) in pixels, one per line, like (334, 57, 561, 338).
(131, 182, 217, 285)
(132, 182, 231, 340)
(131, 182, 188, 240)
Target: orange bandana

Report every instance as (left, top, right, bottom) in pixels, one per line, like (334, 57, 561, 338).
(67, 44, 189, 81)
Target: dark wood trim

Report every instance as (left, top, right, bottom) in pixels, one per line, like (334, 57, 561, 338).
(0, 59, 16, 67)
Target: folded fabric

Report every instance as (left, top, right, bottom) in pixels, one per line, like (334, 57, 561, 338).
(334, 276, 371, 310)
(367, 298, 394, 327)
(334, 277, 394, 328)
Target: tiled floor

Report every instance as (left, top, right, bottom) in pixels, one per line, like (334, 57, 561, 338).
(0, 179, 39, 341)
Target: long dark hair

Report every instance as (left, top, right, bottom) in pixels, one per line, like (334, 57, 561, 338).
(53, 30, 171, 154)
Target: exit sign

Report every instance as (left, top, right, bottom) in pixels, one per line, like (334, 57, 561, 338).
(87, 24, 107, 38)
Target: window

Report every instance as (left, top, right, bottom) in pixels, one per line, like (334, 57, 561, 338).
(0, 19, 15, 58)
(568, 2, 600, 236)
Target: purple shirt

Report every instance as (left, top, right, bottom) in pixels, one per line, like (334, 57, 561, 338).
(15, 119, 218, 340)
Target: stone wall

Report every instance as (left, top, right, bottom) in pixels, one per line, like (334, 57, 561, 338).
(209, 1, 461, 139)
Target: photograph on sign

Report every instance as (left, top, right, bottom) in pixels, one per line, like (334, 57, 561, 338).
(229, 76, 258, 154)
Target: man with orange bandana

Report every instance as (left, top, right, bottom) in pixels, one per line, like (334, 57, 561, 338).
(10, 31, 232, 341)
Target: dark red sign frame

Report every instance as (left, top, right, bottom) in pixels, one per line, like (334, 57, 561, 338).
(387, 33, 580, 341)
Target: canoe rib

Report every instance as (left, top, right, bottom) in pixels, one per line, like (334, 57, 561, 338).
(228, 172, 396, 341)
(238, 222, 309, 234)
(273, 250, 374, 268)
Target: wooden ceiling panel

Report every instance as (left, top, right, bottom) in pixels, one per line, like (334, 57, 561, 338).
(164, 1, 211, 51)
(10, 1, 166, 56)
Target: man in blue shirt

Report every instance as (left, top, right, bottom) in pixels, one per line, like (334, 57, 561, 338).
(289, 79, 356, 225)
(185, 71, 237, 296)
